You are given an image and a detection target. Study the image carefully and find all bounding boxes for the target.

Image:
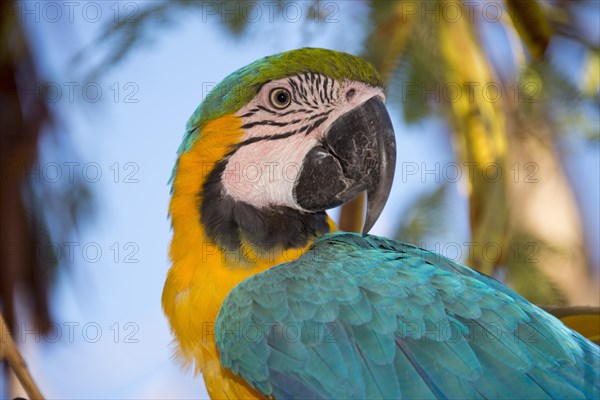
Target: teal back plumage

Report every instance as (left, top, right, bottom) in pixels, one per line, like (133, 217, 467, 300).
(216, 232, 600, 399)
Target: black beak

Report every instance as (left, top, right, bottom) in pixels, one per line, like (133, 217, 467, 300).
(293, 96, 396, 234)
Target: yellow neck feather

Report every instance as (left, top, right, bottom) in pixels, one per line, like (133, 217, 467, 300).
(162, 114, 335, 398)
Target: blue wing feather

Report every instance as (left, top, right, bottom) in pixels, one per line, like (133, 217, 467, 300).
(216, 232, 600, 399)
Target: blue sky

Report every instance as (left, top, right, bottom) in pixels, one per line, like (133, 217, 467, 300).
(4, 1, 599, 398)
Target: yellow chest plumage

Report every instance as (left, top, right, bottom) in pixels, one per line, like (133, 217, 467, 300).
(162, 115, 333, 398)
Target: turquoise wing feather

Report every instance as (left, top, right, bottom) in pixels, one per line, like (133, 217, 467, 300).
(215, 232, 600, 399)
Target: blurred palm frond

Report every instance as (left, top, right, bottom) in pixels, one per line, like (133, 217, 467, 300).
(364, 0, 599, 305)
(1, 1, 93, 337)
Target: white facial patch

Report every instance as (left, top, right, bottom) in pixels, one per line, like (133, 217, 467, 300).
(222, 74, 385, 210)
(222, 135, 318, 210)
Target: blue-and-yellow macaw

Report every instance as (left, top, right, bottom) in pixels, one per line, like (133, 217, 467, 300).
(162, 48, 600, 399)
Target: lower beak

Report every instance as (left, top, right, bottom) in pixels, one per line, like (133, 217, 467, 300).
(294, 96, 396, 234)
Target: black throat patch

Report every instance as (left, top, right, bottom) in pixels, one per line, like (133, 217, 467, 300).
(200, 157, 331, 259)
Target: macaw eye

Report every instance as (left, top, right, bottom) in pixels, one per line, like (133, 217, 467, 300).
(269, 88, 292, 109)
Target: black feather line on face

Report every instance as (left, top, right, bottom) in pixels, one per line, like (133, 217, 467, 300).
(237, 130, 298, 147)
(238, 109, 332, 147)
(304, 116, 328, 136)
(256, 105, 277, 114)
(279, 108, 309, 116)
(241, 118, 302, 130)
(324, 76, 333, 102)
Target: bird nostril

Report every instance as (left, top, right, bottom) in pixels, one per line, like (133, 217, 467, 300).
(346, 89, 356, 101)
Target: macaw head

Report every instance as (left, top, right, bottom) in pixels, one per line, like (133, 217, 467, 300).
(173, 48, 396, 252)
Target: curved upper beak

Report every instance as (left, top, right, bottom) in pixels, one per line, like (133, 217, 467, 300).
(293, 96, 396, 234)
